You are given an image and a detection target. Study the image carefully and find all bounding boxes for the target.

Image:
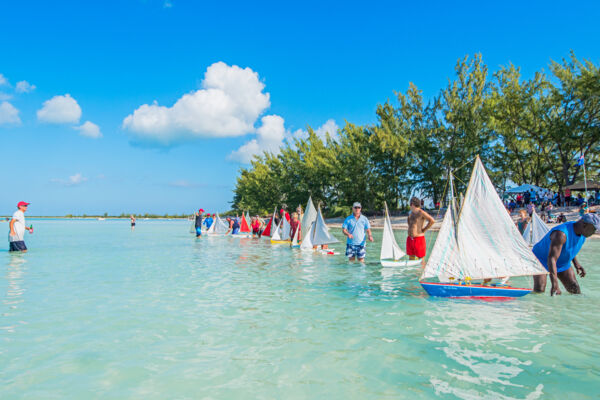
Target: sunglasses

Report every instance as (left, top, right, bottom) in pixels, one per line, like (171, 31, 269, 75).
(353, 206, 361, 209)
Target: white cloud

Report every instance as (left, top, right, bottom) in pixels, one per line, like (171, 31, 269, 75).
(0, 74, 8, 86)
(37, 94, 82, 124)
(293, 119, 340, 142)
(168, 179, 201, 188)
(0, 93, 13, 101)
(228, 115, 288, 163)
(0, 101, 21, 125)
(163, 0, 173, 8)
(74, 121, 102, 139)
(315, 119, 339, 141)
(123, 62, 270, 145)
(230, 118, 339, 164)
(52, 173, 88, 186)
(15, 80, 36, 93)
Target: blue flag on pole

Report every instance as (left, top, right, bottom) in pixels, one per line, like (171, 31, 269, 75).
(576, 154, 585, 166)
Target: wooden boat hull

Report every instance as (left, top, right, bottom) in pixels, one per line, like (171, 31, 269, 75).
(270, 240, 291, 244)
(420, 281, 531, 298)
(380, 259, 422, 267)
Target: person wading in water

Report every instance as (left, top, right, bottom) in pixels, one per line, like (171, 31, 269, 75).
(532, 214, 599, 295)
(407, 197, 435, 266)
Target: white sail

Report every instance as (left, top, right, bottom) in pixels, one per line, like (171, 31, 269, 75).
(301, 196, 317, 241)
(300, 222, 315, 250)
(291, 221, 300, 246)
(212, 213, 229, 234)
(380, 202, 407, 261)
(312, 205, 339, 246)
(421, 157, 547, 281)
(271, 217, 283, 240)
(281, 217, 292, 241)
(522, 210, 549, 246)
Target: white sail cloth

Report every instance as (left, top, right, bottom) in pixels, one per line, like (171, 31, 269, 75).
(300, 205, 339, 250)
(421, 157, 547, 281)
(301, 197, 317, 241)
(522, 210, 549, 246)
(209, 213, 229, 234)
(380, 202, 408, 260)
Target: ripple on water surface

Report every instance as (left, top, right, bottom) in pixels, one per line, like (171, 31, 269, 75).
(1, 219, 599, 399)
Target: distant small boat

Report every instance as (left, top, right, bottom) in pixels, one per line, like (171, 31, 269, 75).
(522, 210, 549, 247)
(98, 217, 106, 221)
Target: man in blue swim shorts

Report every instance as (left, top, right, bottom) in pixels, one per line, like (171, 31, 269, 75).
(342, 202, 374, 262)
(532, 213, 599, 295)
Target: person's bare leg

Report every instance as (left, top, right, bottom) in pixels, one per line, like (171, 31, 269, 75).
(558, 268, 581, 294)
(533, 274, 547, 293)
(348, 257, 355, 262)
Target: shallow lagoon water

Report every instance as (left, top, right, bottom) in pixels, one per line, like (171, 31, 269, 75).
(1, 219, 599, 399)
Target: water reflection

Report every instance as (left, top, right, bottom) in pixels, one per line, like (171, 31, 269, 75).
(425, 300, 547, 399)
(2, 255, 27, 334)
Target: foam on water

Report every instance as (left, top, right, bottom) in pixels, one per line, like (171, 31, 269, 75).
(1, 219, 599, 398)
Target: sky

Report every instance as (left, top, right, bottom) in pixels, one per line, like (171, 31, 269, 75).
(1, 0, 599, 215)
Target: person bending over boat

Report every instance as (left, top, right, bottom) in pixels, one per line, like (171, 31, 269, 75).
(231, 215, 241, 235)
(194, 209, 204, 237)
(203, 213, 214, 230)
(290, 212, 301, 240)
(342, 202, 373, 262)
(407, 197, 435, 264)
(251, 215, 264, 237)
(532, 214, 599, 295)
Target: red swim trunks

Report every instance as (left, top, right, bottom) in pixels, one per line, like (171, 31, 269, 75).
(406, 236, 426, 258)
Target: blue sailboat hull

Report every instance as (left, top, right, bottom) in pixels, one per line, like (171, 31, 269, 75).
(420, 281, 531, 299)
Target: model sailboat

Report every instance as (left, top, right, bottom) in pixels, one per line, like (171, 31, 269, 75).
(262, 209, 276, 237)
(522, 210, 549, 247)
(271, 213, 292, 244)
(380, 202, 422, 267)
(207, 212, 229, 236)
(300, 204, 339, 254)
(419, 157, 547, 298)
(232, 212, 252, 238)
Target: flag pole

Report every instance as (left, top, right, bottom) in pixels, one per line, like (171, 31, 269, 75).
(583, 152, 588, 201)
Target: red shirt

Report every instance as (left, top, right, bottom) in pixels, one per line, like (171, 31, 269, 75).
(290, 220, 301, 238)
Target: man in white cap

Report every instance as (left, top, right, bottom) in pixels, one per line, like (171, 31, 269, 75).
(342, 202, 374, 262)
(9, 201, 33, 252)
(532, 213, 599, 295)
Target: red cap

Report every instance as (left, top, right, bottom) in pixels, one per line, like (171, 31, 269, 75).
(280, 209, 285, 214)
(199, 209, 204, 213)
(17, 201, 30, 207)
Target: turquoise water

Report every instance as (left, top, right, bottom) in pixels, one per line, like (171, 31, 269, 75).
(1, 219, 599, 399)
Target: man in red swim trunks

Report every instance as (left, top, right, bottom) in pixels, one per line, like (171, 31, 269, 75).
(407, 197, 435, 265)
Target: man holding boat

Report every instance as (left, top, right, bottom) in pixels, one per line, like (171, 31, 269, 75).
(532, 213, 599, 295)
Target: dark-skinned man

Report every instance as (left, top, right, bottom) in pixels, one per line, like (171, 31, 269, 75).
(532, 214, 599, 296)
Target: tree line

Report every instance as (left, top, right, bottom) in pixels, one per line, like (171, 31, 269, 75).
(232, 52, 599, 216)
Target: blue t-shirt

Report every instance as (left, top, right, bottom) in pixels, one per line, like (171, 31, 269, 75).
(342, 214, 371, 246)
(532, 221, 586, 273)
(204, 217, 213, 229)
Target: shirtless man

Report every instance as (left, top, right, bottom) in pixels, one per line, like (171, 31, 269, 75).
(407, 197, 435, 264)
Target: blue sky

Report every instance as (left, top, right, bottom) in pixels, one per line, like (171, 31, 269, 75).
(1, 0, 599, 215)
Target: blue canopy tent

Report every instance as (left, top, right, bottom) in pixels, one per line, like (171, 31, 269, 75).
(504, 184, 548, 195)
